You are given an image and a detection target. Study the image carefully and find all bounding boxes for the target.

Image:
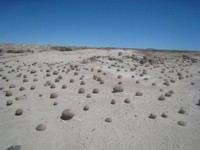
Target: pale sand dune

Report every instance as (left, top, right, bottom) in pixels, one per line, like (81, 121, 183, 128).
(0, 48, 200, 150)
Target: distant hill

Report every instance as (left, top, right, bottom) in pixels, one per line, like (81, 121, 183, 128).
(0, 43, 199, 53)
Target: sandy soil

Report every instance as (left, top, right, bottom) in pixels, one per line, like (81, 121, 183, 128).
(0, 48, 200, 150)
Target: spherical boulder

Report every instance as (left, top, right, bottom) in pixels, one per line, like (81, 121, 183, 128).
(158, 95, 165, 101)
(135, 91, 143, 96)
(61, 109, 74, 120)
(5, 90, 12, 97)
(177, 120, 187, 126)
(105, 118, 112, 123)
(178, 107, 186, 114)
(9, 83, 16, 89)
(62, 84, 67, 89)
(78, 88, 85, 94)
(50, 93, 58, 98)
(111, 99, 116, 104)
(92, 88, 99, 94)
(124, 98, 130, 103)
(161, 113, 168, 118)
(15, 109, 23, 116)
(113, 85, 124, 93)
(6, 145, 21, 150)
(83, 105, 89, 111)
(36, 124, 46, 131)
(6, 100, 13, 106)
(149, 113, 156, 119)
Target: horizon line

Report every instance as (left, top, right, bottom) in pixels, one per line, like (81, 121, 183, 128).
(0, 42, 199, 52)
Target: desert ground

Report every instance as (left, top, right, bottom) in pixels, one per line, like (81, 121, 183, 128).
(0, 45, 200, 150)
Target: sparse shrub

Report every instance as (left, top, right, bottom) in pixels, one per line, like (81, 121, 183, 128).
(57, 47, 72, 51)
(7, 49, 27, 53)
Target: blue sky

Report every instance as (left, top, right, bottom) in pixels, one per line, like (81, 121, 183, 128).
(0, 0, 200, 50)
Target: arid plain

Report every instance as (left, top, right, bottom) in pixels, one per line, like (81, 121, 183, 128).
(0, 45, 200, 150)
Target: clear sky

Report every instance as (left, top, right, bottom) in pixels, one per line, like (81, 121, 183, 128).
(0, 0, 200, 50)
